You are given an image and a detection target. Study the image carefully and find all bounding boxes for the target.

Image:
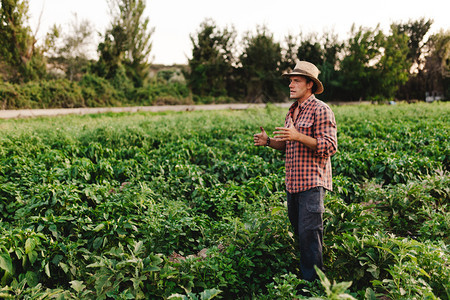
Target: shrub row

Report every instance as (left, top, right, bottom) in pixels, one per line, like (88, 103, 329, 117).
(0, 75, 194, 109)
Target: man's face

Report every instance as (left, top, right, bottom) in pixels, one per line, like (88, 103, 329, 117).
(288, 75, 313, 101)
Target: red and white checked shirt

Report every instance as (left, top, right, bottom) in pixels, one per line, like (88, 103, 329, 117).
(284, 95, 337, 193)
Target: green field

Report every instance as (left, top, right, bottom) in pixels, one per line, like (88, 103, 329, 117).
(0, 102, 449, 299)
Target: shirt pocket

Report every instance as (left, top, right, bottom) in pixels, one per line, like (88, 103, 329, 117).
(297, 121, 313, 136)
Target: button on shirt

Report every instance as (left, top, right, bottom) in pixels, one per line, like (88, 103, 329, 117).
(284, 95, 337, 193)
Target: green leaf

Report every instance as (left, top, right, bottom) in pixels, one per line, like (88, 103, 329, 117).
(93, 237, 103, 250)
(200, 288, 221, 300)
(45, 262, 51, 277)
(418, 268, 431, 279)
(0, 253, 13, 274)
(28, 250, 38, 264)
(95, 274, 112, 295)
(87, 261, 106, 268)
(94, 223, 105, 232)
(49, 224, 58, 238)
(270, 206, 284, 215)
(365, 288, 377, 300)
(134, 241, 144, 255)
(25, 271, 38, 287)
(332, 281, 353, 294)
(59, 262, 69, 273)
(148, 253, 163, 267)
(168, 294, 187, 300)
(15, 249, 24, 260)
(25, 238, 36, 254)
(366, 264, 380, 279)
(315, 266, 331, 293)
(70, 280, 86, 293)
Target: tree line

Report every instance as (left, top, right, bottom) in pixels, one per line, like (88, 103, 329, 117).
(189, 19, 449, 103)
(1, 0, 449, 109)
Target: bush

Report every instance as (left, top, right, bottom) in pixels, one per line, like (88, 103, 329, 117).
(0, 102, 448, 299)
(132, 80, 193, 106)
(37, 79, 85, 108)
(0, 79, 85, 109)
(0, 81, 23, 109)
(78, 74, 123, 107)
(1, 74, 195, 109)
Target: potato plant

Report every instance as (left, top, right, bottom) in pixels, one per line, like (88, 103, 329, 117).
(0, 102, 448, 299)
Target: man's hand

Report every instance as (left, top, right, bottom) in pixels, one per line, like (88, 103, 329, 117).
(253, 126, 268, 146)
(273, 116, 300, 142)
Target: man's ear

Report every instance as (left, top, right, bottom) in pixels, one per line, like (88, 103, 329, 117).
(307, 80, 314, 91)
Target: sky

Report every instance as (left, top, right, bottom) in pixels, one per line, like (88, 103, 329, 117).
(28, 0, 450, 65)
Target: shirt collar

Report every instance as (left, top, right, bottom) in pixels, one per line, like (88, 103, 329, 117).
(299, 94, 316, 111)
(288, 95, 316, 117)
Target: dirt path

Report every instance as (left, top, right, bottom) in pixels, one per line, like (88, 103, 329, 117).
(0, 101, 371, 119)
(0, 103, 294, 119)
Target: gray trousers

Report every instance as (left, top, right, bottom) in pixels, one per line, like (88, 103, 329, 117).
(287, 187, 325, 281)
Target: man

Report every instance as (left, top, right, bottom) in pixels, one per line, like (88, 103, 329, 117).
(253, 60, 337, 281)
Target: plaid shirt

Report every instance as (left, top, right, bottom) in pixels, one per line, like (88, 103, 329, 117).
(284, 95, 337, 193)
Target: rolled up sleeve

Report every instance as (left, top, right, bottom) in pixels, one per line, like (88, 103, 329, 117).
(314, 106, 337, 158)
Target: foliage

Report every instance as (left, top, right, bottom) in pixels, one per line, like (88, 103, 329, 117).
(0, 102, 448, 299)
(286, 31, 342, 101)
(339, 25, 385, 101)
(391, 18, 434, 70)
(239, 25, 285, 102)
(187, 19, 238, 98)
(132, 78, 193, 106)
(296, 33, 324, 67)
(0, 73, 196, 109)
(44, 14, 95, 81)
(185, 18, 441, 103)
(78, 74, 123, 107)
(93, 0, 154, 88)
(0, 0, 46, 82)
(424, 29, 450, 99)
(373, 26, 410, 100)
(392, 18, 436, 101)
(1, 13, 447, 105)
(0, 78, 85, 108)
(313, 267, 357, 300)
(0, 77, 121, 109)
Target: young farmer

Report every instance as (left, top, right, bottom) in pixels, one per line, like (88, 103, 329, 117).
(253, 61, 337, 281)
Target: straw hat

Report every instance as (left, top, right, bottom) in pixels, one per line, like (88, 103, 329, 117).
(282, 61, 324, 94)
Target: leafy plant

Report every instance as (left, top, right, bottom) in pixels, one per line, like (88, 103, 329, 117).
(0, 102, 448, 298)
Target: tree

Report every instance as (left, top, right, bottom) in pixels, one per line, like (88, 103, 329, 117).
(339, 24, 411, 101)
(44, 14, 94, 80)
(0, 0, 46, 82)
(239, 25, 284, 102)
(423, 30, 450, 99)
(187, 19, 237, 98)
(309, 32, 342, 101)
(94, 0, 154, 88)
(280, 34, 298, 73)
(374, 25, 410, 100)
(322, 32, 343, 98)
(391, 19, 436, 100)
(392, 18, 433, 72)
(281, 31, 342, 101)
(339, 25, 384, 100)
(296, 33, 324, 67)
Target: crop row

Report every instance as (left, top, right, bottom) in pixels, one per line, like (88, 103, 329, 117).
(0, 102, 448, 299)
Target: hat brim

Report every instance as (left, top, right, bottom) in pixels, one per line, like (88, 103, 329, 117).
(282, 71, 324, 94)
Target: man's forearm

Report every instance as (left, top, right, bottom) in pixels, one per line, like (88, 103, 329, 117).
(297, 133, 317, 151)
(268, 138, 286, 151)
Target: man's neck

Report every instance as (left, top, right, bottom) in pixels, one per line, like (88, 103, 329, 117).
(296, 93, 313, 104)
